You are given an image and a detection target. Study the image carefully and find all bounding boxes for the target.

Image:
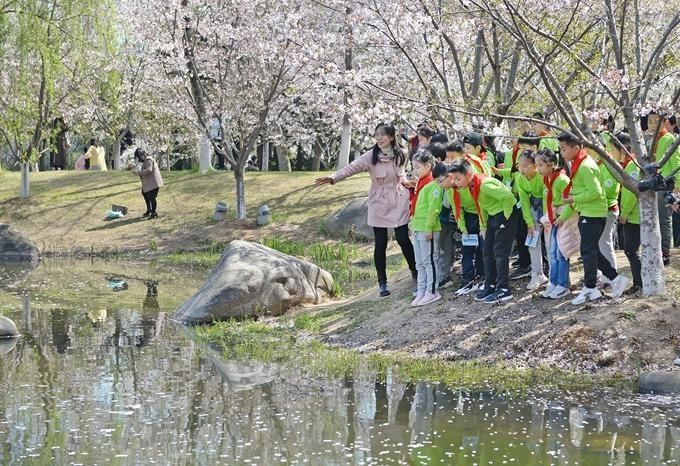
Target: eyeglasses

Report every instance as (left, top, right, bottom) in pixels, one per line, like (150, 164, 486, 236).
(436, 177, 447, 186)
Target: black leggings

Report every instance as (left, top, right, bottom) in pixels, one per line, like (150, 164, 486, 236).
(143, 188, 159, 214)
(373, 224, 416, 284)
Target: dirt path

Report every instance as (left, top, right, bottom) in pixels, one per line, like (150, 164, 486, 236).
(297, 251, 680, 376)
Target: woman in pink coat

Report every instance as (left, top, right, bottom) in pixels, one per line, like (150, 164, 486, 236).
(315, 123, 417, 297)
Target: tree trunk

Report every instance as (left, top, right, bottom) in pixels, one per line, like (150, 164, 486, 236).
(261, 141, 269, 172)
(639, 191, 665, 295)
(276, 145, 291, 172)
(338, 113, 351, 169)
(198, 134, 212, 173)
(312, 138, 322, 171)
(112, 131, 124, 170)
(234, 166, 246, 220)
(20, 162, 30, 199)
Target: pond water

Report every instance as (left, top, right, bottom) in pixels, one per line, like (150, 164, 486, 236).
(1, 259, 679, 465)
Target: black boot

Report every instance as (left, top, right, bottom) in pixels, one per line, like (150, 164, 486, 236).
(378, 282, 391, 297)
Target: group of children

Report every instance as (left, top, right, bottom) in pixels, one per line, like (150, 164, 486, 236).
(406, 112, 680, 307)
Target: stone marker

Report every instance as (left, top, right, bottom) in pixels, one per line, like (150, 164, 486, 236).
(0, 224, 40, 262)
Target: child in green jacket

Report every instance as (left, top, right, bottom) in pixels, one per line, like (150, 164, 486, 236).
(448, 159, 518, 303)
(558, 132, 630, 304)
(611, 132, 642, 294)
(516, 150, 548, 291)
(410, 149, 444, 307)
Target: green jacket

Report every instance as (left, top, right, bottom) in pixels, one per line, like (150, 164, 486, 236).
(542, 172, 575, 223)
(496, 148, 522, 194)
(653, 132, 680, 182)
(620, 159, 641, 225)
(410, 181, 443, 232)
(570, 154, 608, 218)
(598, 160, 621, 210)
(516, 173, 544, 227)
(447, 187, 476, 234)
(466, 154, 493, 176)
(539, 136, 559, 153)
(476, 176, 517, 230)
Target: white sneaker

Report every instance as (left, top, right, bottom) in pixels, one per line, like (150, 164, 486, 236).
(418, 292, 442, 306)
(549, 285, 570, 299)
(411, 292, 425, 307)
(597, 273, 612, 287)
(541, 283, 556, 298)
(571, 287, 602, 305)
(610, 275, 630, 298)
(526, 273, 548, 291)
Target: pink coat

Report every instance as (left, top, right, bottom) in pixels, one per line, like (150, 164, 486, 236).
(331, 149, 410, 228)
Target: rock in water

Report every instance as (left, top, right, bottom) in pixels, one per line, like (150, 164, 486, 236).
(0, 224, 40, 262)
(325, 196, 381, 241)
(0, 316, 19, 338)
(173, 240, 334, 323)
(638, 371, 680, 395)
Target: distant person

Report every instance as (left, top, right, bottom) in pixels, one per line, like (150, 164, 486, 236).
(51, 117, 70, 170)
(132, 148, 164, 219)
(75, 147, 88, 170)
(315, 122, 417, 297)
(85, 138, 107, 171)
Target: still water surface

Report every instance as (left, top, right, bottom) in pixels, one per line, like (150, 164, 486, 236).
(0, 259, 679, 465)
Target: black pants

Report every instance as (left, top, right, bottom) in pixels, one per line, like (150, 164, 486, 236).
(578, 216, 617, 288)
(623, 223, 642, 288)
(514, 205, 531, 268)
(461, 212, 485, 282)
(373, 224, 416, 284)
(143, 188, 159, 214)
(483, 210, 518, 291)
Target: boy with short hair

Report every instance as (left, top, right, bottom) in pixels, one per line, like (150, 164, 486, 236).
(463, 132, 496, 169)
(557, 132, 630, 304)
(443, 159, 518, 303)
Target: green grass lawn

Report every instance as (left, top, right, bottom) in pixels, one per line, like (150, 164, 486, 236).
(0, 169, 396, 295)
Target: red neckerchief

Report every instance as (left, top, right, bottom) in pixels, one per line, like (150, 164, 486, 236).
(622, 153, 636, 169)
(410, 172, 434, 217)
(545, 169, 565, 224)
(465, 154, 485, 173)
(510, 144, 520, 173)
(562, 150, 588, 198)
(652, 128, 669, 157)
(468, 173, 487, 218)
(453, 173, 488, 220)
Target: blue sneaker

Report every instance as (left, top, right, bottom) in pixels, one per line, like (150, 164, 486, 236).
(474, 285, 495, 302)
(483, 288, 513, 304)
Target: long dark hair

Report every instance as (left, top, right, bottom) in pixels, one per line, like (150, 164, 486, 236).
(372, 123, 405, 166)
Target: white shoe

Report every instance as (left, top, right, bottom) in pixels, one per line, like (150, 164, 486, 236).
(549, 285, 570, 299)
(571, 287, 602, 305)
(541, 283, 556, 298)
(418, 292, 442, 306)
(526, 273, 548, 291)
(610, 275, 630, 298)
(411, 292, 425, 307)
(597, 273, 612, 287)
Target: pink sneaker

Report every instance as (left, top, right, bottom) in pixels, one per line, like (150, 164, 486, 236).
(418, 292, 441, 306)
(411, 292, 425, 307)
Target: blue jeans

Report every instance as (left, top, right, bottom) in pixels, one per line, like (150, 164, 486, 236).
(549, 226, 570, 287)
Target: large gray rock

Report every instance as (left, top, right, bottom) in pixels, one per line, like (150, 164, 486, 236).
(173, 240, 334, 323)
(325, 196, 378, 241)
(0, 316, 19, 338)
(638, 371, 680, 394)
(0, 224, 39, 262)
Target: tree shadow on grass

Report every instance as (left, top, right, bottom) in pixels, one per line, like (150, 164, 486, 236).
(85, 216, 149, 231)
